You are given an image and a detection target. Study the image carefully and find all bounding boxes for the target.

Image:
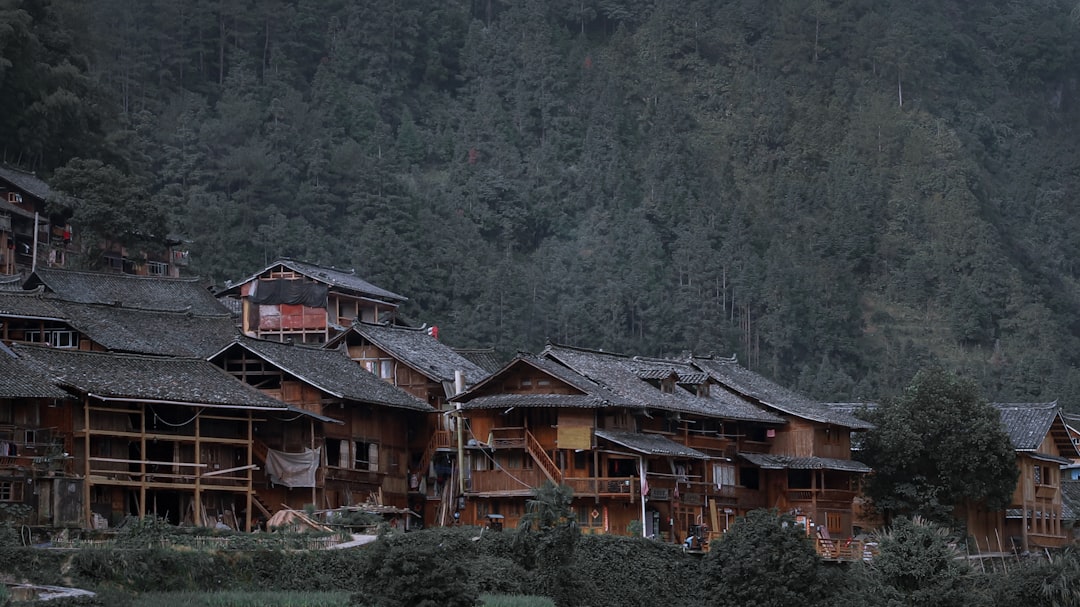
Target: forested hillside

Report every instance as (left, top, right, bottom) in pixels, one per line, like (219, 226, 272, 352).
(3, 0, 1080, 408)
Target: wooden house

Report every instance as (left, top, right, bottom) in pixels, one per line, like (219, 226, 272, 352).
(218, 259, 406, 345)
(963, 402, 1079, 552)
(0, 269, 237, 357)
(690, 355, 873, 547)
(207, 336, 433, 518)
(450, 344, 791, 544)
(0, 167, 187, 277)
(11, 344, 297, 531)
(0, 166, 57, 276)
(0, 344, 77, 527)
(325, 321, 489, 527)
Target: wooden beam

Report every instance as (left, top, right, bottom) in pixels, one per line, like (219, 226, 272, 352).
(89, 457, 207, 467)
(202, 464, 258, 478)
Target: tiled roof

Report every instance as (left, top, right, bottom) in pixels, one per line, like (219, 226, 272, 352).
(0, 275, 25, 291)
(692, 355, 873, 430)
(213, 337, 432, 412)
(595, 429, 710, 459)
(1062, 480, 1080, 521)
(0, 345, 69, 399)
(992, 402, 1062, 451)
(739, 452, 872, 473)
(222, 259, 406, 303)
(458, 393, 608, 409)
(0, 288, 66, 319)
(453, 348, 504, 374)
(0, 165, 51, 201)
(542, 345, 783, 423)
(58, 302, 239, 357)
(13, 345, 287, 409)
(344, 322, 488, 385)
(26, 268, 228, 315)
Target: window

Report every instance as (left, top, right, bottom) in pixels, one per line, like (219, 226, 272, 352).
(26, 329, 79, 348)
(146, 261, 168, 276)
(379, 360, 393, 380)
(0, 480, 23, 502)
(354, 440, 378, 472)
(1033, 465, 1042, 486)
(740, 467, 760, 490)
(713, 463, 736, 488)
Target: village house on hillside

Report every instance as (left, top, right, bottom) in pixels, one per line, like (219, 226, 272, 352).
(0, 266, 432, 531)
(449, 343, 872, 557)
(326, 321, 489, 527)
(217, 259, 407, 345)
(207, 335, 433, 521)
(962, 402, 1080, 552)
(0, 167, 188, 278)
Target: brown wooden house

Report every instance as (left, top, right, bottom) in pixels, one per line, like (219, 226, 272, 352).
(208, 336, 433, 518)
(217, 259, 407, 345)
(0, 344, 77, 527)
(325, 321, 490, 527)
(691, 355, 873, 547)
(12, 344, 295, 531)
(963, 402, 1079, 552)
(451, 344, 793, 544)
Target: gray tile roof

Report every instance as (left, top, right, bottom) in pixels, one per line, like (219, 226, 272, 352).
(458, 393, 609, 410)
(26, 268, 228, 315)
(1062, 480, 1080, 521)
(542, 345, 784, 424)
(595, 429, 710, 459)
(57, 302, 239, 357)
(0, 288, 66, 319)
(739, 452, 872, 473)
(343, 322, 488, 385)
(0, 165, 51, 201)
(212, 337, 432, 412)
(0, 345, 69, 399)
(692, 355, 873, 430)
(0, 275, 25, 291)
(992, 402, 1069, 452)
(13, 344, 287, 409)
(222, 259, 406, 303)
(453, 348, 504, 374)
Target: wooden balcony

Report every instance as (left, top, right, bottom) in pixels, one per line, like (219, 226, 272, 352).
(787, 489, 857, 505)
(469, 468, 545, 495)
(489, 427, 526, 449)
(563, 476, 639, 498)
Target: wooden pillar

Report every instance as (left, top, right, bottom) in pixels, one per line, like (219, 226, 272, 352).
(245, 410, 253, 533)
(194, 409, 202, 526)
(82, 396, 92, 528)
(139, 404, 146, 518)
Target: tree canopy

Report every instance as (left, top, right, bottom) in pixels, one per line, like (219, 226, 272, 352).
(860, 369, 1018, 524)
(703, 509, 828, 607)
(4, 1, 1080, 410)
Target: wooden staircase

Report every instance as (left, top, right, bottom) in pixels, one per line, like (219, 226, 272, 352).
(525, 429, 562, 484)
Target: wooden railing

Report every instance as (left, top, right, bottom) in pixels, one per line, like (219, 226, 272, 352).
(563, 476, 638, 497)
(787, 489, 857, 503)
(525, 429, 561, 484)
(814, 537, 874, 562)
(469, 469, 545, 493)
(489, 427, 526, 449)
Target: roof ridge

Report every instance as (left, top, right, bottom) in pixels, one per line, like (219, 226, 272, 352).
(34, 267, 204, 283)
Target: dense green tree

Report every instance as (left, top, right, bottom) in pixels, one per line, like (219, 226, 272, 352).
(702, 509, 829, 607)
(860, 369, 1018, 524)
(516, 482, 581, 607)
(847, 516, 976, 607)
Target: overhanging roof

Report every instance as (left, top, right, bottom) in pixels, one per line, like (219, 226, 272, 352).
(739, 452, 871, 473)
(596, 429, 710, 460)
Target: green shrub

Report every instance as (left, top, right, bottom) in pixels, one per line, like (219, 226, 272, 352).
(480, 594, 555, 607)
